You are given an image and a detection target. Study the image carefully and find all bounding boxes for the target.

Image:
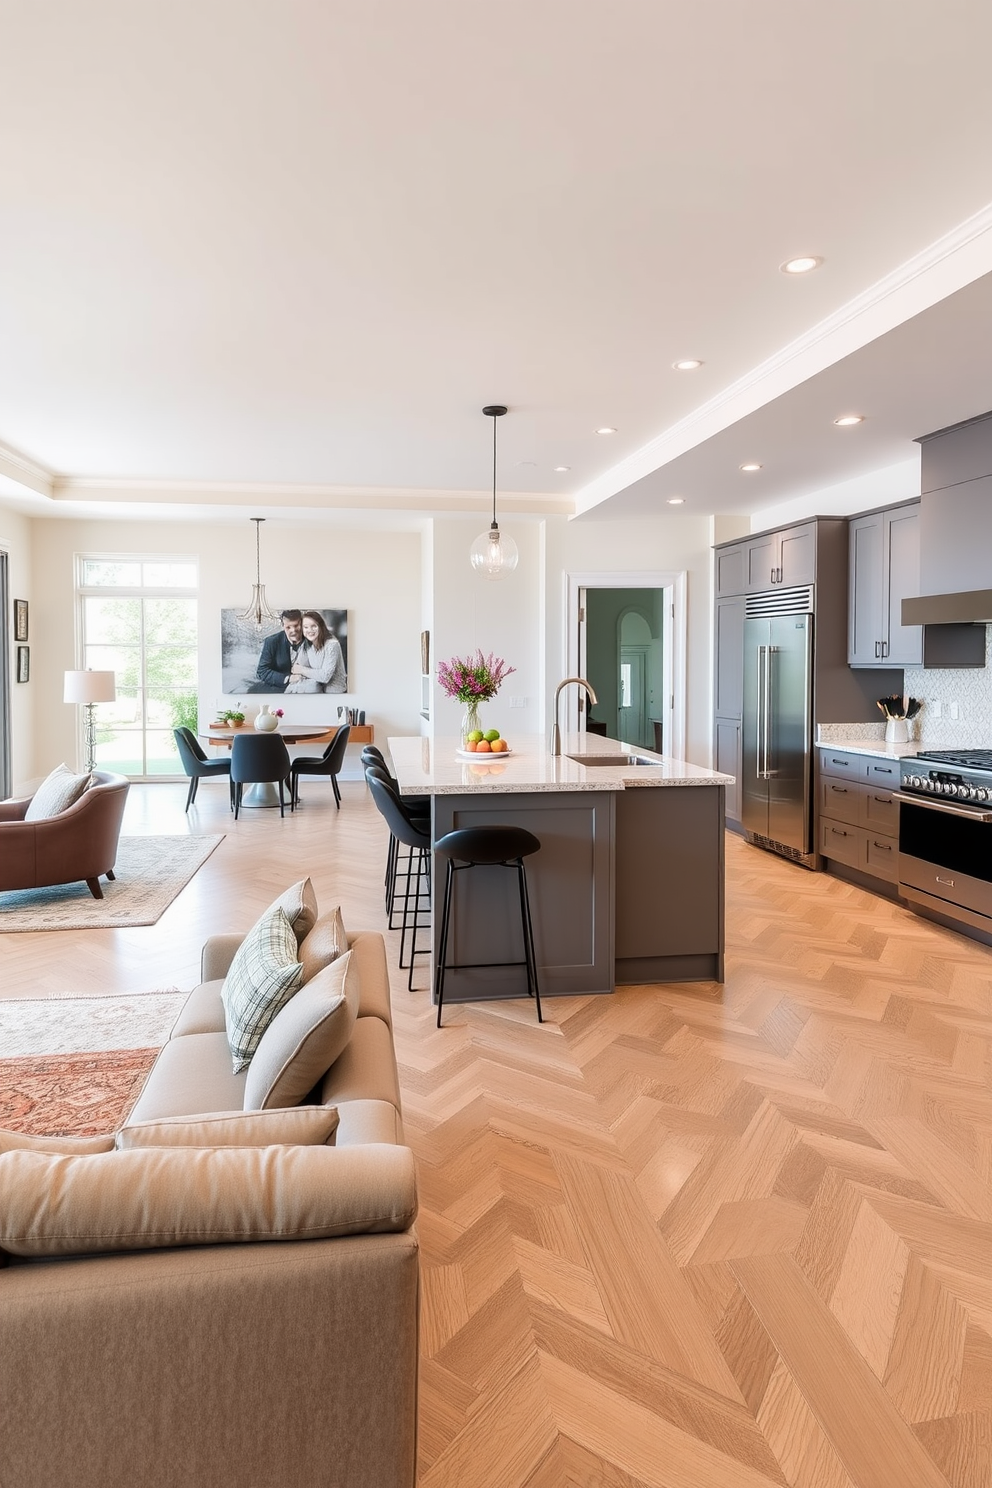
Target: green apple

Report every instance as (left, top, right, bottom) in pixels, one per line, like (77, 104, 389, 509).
(483, 729, 501, 743)
(467, 729, 484, 743)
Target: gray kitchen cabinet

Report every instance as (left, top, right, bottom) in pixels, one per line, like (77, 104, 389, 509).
(817, 747, 900, 886)
(714, 597, 745, 718)
(714, 719, 741, 823)
(848, 502, 922, 667)
(745, 520, 816, 592)
(715, 543, 746, 598)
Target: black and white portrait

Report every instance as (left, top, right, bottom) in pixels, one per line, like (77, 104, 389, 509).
(222, 608, 349, 695)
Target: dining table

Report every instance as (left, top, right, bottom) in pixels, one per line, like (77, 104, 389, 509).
(202, 723, 339, 808)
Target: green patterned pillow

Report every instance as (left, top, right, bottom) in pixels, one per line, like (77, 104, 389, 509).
(221, 905, 305, 1073)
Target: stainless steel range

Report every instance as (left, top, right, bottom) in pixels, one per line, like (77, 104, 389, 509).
(894, 750, 992, 943)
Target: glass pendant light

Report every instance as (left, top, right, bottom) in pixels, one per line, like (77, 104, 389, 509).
(470, 404, 519, 580)
(238, 517, 280, 628)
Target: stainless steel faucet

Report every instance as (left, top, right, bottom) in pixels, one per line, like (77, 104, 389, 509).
(550, 676, 599, 755)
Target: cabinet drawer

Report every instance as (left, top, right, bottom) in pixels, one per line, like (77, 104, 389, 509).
(820, 777, 860, 826)
(820, 750, 861, 781)
(820, 819, 862, 869)
(862, 788, 898, 835)
(865, 759, 900, 787)
(864, 833, 898, 884)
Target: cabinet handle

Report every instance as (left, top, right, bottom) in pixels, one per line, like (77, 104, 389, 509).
(830, 828, 849, 837)
(770, 566, 776, 585)
(874, 766, 894, 775)
(881, 640, 889, 658)
(875, 640, 881, 658)
(872, 841, 892, 851)
(830, 785, 849, 794)
(829, 758, 850, 767)
(873, 794, 890, 803)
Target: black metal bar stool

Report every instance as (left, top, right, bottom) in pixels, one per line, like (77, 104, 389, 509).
(364, 753, 430, 926)
(366, 773, 432, 991)
(433, 825, 543, 1028)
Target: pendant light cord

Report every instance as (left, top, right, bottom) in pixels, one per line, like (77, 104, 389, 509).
(492, 414, 498, 528)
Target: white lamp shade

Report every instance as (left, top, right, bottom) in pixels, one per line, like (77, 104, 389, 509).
(64, 670, 117, 704)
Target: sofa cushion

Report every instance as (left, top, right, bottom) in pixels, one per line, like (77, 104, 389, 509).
(24, 763, 91, 822)
(299, 906, 347, 983)
(0, 1129, 115, 1155)
(321, 1015, 402, 1112)
(126, 1032, 249, 1125)
(0, 1144, 418, 1257)
(335, 1100, 403, 1146)
(273, 877, 319, 944)
(244, 952, 360, 1111)
(221, 904, 304, 1072)
(348, 931, 393, 1028)
(170, 979, 227, 1038)
(117, 1107, 339, 1149)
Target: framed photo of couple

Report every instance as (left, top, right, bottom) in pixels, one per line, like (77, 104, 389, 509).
(220, 608, 349, 695)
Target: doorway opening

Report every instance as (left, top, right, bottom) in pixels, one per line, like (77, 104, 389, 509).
(565, 570, 686, 758)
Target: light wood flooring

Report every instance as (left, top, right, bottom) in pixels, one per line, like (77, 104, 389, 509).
(2, 778, 991, 1488)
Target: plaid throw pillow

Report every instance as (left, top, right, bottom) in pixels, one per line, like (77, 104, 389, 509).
(221, 905, 305, 1073)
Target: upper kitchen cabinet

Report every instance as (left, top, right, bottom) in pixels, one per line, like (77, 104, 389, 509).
(715, 521, 817, 596)
(848, 501, 922, 667)
(745, 520, 817, 592)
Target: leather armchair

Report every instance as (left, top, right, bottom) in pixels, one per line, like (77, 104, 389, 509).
(0, 770, 130, 898)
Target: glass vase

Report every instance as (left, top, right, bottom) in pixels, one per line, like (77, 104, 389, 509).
(460, 702, 483, 748)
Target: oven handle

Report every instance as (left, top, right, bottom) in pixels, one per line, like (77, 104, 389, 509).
(890, 790, 992, 822)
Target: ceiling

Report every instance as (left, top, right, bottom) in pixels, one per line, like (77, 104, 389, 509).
(2, 1, 992, 522)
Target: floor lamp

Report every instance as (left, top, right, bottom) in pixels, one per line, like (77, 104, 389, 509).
(64, 669, 116, 772)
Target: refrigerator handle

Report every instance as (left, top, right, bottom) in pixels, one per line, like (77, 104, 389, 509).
(756, 645, 768, 780)
(763, 644, 774, 778)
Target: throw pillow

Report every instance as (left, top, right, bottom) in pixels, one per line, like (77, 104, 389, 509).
(221, 904, 305, 1073)
(244, 951, 360, 1110)
(299, 905, 348, 983)
(273, 877, 319, 945)
(24, 763, 92, 822)
(0, 1144, 418, 1257)
(117, 1106, 338, 1149)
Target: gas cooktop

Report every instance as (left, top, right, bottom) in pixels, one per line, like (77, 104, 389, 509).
(914, 749, 992, 771)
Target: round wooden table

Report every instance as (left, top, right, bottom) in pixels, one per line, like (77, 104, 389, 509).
(202, 724, 338, 807)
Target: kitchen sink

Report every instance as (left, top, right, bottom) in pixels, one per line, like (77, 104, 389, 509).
(566, 753, 656, 767)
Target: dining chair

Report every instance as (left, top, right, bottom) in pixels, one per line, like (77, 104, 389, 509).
(173, 727, 234, 813)
(290, 724, 351, 810)
(230, 733, 292, 819)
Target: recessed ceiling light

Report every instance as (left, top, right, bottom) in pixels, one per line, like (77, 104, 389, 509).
(595, 426, 617, 435)
(554, 466, 571, 473)
(672, 359, 703, 371)
(667, 497, 685, 505)
(833, 414, 864, 426)
(780, 255, 823, 275)
(739, 462, 763, 472)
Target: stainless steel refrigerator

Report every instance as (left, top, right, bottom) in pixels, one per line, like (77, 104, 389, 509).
(741, 608, 813, 858)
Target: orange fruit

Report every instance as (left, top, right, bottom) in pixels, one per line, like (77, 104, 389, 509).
(491, 738, 508, 753)
(463, 740, 476, 751)
(476, 739, 492, 752)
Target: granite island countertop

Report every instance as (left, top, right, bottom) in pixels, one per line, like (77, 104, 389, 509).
(388, 732, 734, 795)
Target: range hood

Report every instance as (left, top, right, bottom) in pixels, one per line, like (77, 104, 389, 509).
(902, 589, 992, 625)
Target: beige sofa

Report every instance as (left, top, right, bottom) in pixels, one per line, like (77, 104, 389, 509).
(0, 926, 419, 1488)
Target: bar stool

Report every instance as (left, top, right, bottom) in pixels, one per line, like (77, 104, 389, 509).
(364, 754, 429, 924)
(366, 774, 432, 991)
(433, 825, 543, 1028)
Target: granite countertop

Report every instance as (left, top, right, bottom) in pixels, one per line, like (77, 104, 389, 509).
(817, 739, 919, 761)
(388, 733, 734, 796)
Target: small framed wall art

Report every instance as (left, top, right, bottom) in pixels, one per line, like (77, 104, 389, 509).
(14, 599, 28, 642)
(16, 645, 29, 683)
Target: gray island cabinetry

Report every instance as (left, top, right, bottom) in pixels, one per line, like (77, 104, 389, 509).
(388, 733, 731, 1007)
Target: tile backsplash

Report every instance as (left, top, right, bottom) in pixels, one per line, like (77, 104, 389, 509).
(903, 624, 992, 745)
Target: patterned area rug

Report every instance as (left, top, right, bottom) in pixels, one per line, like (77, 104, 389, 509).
(0, 833, 224, 930)
(0, 991, 187, 1135)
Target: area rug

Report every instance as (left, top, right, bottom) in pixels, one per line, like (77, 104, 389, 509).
(0, 991, 187, 1135)
(0, 834, 224, 931)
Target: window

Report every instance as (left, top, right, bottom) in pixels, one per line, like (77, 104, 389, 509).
(78, 556, 198, 778)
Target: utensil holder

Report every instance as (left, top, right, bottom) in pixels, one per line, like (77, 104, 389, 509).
(885, 718, 909, 743)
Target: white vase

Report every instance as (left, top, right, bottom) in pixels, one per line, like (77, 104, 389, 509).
(254, 705, 279, 733)
(884, 718, 909, 743)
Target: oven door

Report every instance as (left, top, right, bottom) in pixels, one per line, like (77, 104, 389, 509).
(895, 793, 992, 922)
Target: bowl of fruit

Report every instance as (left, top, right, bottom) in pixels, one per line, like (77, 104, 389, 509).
(457, 729, 511, 758)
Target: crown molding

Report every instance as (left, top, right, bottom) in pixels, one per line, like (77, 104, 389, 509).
(575, 199, 992, 514)
(0, 441, 54, 498)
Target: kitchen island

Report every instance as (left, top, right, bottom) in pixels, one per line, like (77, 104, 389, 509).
(388, 732, 733, 1005)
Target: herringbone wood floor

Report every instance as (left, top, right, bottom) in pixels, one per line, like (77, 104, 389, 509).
(2, 778, 990, 1487)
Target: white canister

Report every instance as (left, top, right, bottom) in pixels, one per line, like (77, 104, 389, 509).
(884, 717, 909, 743)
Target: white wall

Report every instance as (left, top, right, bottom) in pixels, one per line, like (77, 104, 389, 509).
(27, 518, 422, 779)
(1, 506, 34, 793)
(749, 456, 919, 532)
